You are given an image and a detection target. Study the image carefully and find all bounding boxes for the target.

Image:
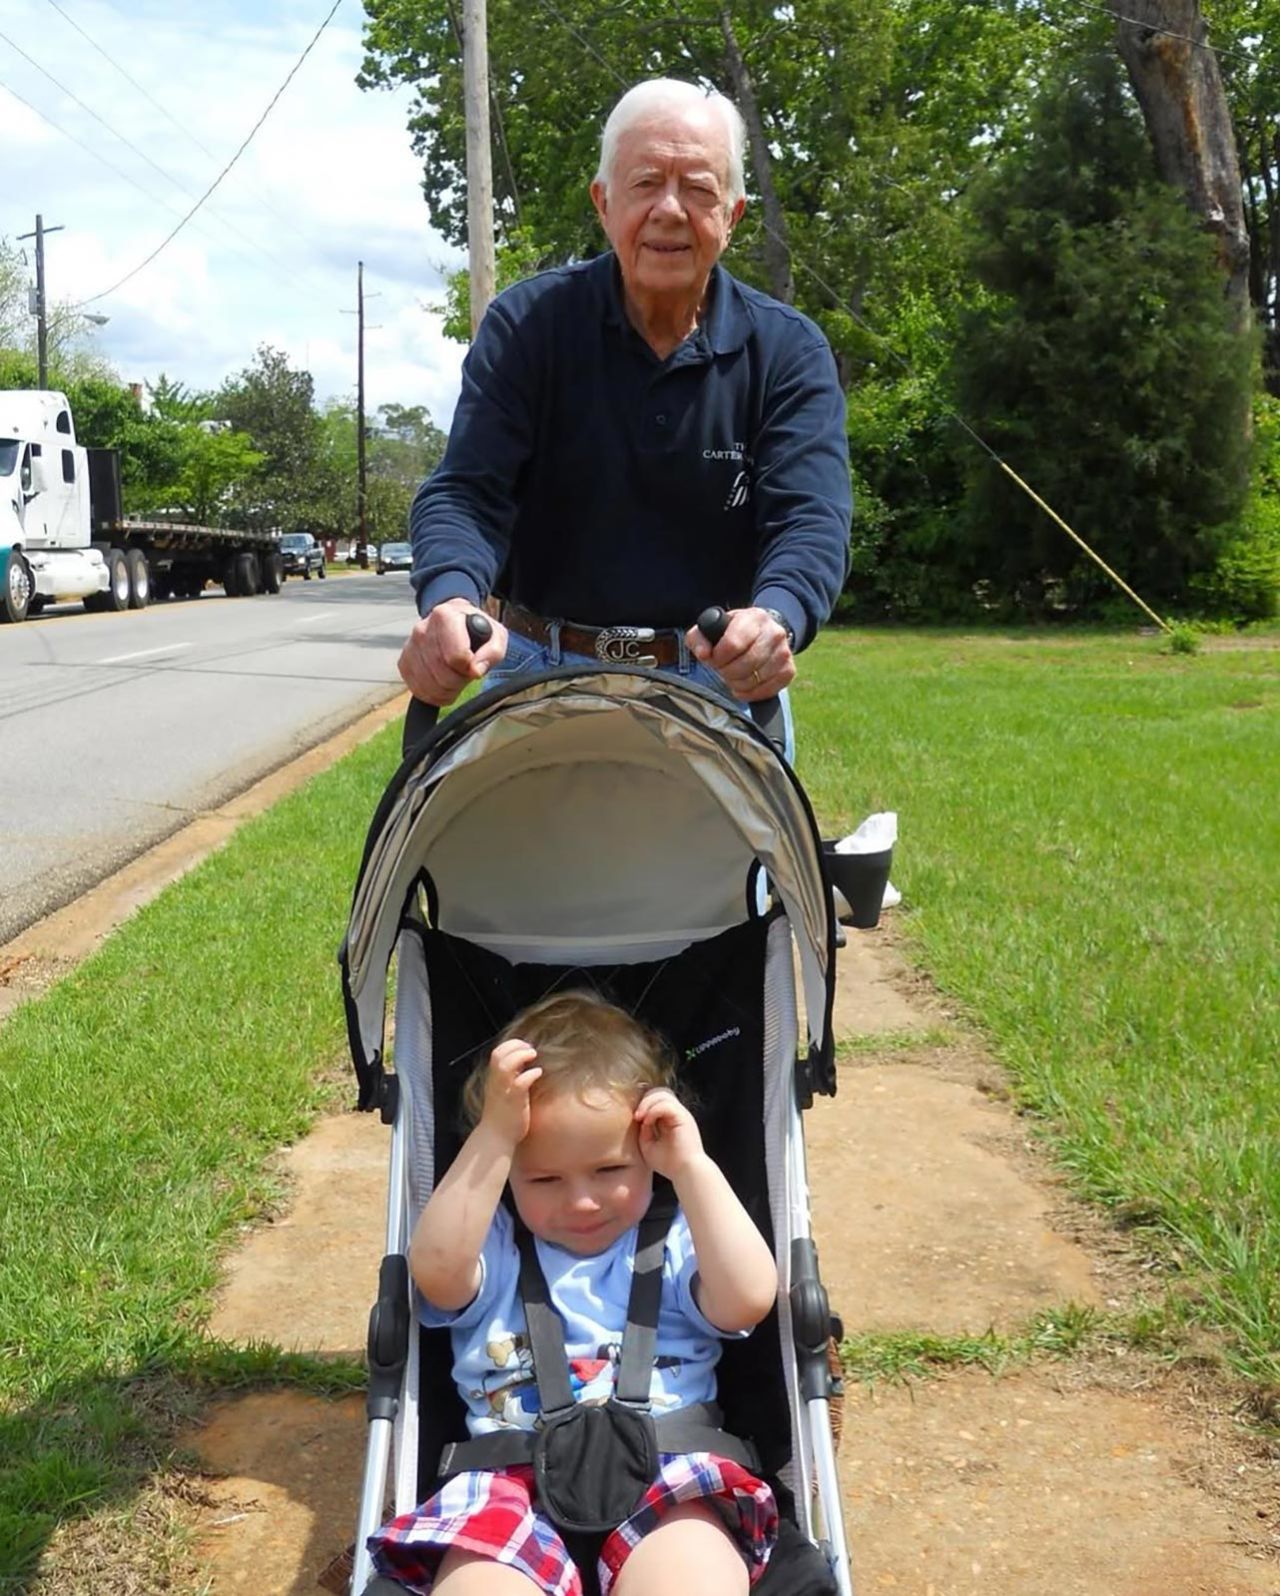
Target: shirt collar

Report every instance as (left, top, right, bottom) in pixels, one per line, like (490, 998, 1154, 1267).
(598, 254, 750, 357)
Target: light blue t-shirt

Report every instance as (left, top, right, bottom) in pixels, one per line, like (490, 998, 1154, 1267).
(420, 1204, 738, 1435)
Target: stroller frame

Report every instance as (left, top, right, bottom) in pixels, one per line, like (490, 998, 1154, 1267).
(341, 667, 853, 1596)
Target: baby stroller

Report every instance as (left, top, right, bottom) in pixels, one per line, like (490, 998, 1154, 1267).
(340, 663, 852, 1595)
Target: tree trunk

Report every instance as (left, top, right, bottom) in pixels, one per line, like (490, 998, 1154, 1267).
(719, 9, 794, 305)
(1108, 0, 1250, 324)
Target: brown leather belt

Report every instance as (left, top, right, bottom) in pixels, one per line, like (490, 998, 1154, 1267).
(498, 599, 684, 668)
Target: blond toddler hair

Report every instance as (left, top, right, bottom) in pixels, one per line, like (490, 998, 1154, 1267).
(461, 990, 675, 1129)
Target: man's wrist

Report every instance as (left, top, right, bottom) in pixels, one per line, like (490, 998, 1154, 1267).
(761, 608, 796, 649)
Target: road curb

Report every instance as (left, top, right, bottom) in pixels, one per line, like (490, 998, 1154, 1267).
(0, 691, 410, 1021)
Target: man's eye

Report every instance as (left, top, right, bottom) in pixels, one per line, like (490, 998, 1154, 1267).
(529, 1175, 559, 1185)
(596, 1164, 627, 1175)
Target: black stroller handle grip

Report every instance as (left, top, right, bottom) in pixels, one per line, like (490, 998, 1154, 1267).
(466, 611, 494, 651)
(697, 606, 728, 646)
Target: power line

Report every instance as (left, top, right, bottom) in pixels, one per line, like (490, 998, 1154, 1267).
(74, 0, 345, 308)
(39, 0, 341, 273)
(1069, 0, 1259, 67)
(42, 0, 221, 162)
(0, 71, 191, 215)
(0, 21, 306, 285)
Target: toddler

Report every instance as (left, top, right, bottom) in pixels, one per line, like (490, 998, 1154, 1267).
(368, 989, 779, 1596)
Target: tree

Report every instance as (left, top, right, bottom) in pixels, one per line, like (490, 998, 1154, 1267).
(166, 427, 265, 525)
(1192, 0, 1280, 387)
(0, 238, 28, 351)
(952, 50, 1256, 614)
(1106, 0, 1251, 322)
(216, 345, 323, 530)
(358, 0, 1072, 378)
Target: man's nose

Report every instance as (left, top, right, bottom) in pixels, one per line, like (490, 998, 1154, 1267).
(651, 185, 685, 219)
(569, 1185, 601, 1211)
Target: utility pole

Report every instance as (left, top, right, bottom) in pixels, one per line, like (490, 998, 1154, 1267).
(357, 260, 368, 569)
(462, 0, 495, 333)
(18, 215, 65, 389)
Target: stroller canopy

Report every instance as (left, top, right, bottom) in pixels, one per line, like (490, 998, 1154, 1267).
(343, 669, 835, 1102)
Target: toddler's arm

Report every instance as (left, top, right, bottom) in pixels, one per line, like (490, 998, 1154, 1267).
(635, 1089, 778, 1334)
(409, 1039, 541, 1312)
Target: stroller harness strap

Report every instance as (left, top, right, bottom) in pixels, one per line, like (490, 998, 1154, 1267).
(436, 1188, 761, 1532)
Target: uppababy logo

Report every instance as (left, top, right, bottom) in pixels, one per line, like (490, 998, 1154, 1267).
(685, 1026, 741, 1062)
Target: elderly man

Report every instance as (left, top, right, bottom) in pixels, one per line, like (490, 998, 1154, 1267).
(398, 77, 851, 739)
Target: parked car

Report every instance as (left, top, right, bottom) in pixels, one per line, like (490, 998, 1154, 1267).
(279, 532, 326, 579)
(377, 541, 413, 574)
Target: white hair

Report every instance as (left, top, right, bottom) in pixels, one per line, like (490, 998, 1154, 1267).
(595, 79, 747, 208)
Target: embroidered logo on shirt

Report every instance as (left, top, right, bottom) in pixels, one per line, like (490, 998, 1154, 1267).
(724, 470, 751, 511)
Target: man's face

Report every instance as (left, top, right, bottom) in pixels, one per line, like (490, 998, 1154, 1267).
(591, 106, 745, 307)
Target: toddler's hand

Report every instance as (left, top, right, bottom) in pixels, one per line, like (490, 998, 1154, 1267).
(635, 1088, 705, 1180)
(480, 1039, 541, 1148)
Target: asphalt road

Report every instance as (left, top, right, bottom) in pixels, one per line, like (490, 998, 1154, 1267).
(0, 570, 414, 944)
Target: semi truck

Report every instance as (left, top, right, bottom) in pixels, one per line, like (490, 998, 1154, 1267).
(1, 389, 284, 623)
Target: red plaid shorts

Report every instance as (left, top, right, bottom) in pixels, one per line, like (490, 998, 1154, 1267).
(368, 1452, 778, 1596)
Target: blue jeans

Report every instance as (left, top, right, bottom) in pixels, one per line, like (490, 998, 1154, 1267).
(485, 628, 795, 763)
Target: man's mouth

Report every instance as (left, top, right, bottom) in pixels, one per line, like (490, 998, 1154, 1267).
(643, 242, 690, 253)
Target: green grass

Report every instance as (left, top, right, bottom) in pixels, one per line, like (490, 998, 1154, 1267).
(0, 726, 403, 1589)
(839, 1298, 1189, 1385)
(2, 625, 1278, 1584)
(799, 627, 1280, 1386)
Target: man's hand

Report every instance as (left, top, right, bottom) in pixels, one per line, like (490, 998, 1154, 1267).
(399, 596, 509, 707)
(685, 606, 795, 703)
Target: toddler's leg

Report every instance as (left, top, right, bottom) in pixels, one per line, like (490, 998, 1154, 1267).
(611, 1502, 748, 1596)
(434, 1548, 545, 1592)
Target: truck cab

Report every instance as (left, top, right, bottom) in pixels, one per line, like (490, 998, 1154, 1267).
(2, 390, 107, 620)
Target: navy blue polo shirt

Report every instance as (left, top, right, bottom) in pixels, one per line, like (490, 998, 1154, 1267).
(411, 251, 851, 649)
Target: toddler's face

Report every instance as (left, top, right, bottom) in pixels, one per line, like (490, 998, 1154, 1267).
(509, 1086, 652, 1255)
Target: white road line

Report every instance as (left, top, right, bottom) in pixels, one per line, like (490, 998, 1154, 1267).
(296, 612, 338, 626)
(97, 643, 194, 665)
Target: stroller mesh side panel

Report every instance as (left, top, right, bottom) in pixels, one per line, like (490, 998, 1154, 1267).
(761, 915, 807, 1512)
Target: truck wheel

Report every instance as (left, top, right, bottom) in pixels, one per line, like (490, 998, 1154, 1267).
(317, 561, 326, 579)
(262, 552, 283, 594)
(223, 556, 240, 597)
(235, 551, 260, 595)
(105, 549, 130, 612)
(126, 549, 151, 609)
(2, 552, 32, 623)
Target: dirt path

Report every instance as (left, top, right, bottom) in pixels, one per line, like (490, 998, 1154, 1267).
(9, 702, 1276, 1595)
(191, 928, 1278, 1596)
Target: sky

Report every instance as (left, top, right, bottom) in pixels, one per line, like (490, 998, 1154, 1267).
(0, 0, 468, 425)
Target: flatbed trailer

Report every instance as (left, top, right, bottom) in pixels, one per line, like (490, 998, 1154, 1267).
(2, 390, 285, 622)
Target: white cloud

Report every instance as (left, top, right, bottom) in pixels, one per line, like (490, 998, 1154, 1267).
(0, 0, 467, 422)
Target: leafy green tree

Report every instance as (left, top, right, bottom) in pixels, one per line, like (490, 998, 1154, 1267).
(216, 345, 323, 530)
(952, 50, 1256, 615)
(0, 238, 28, 350)
(166, 426, 265, 525)
(358, 0, 1075, 374)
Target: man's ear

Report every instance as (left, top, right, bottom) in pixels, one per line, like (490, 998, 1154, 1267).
(728, 197, 746, 230)
(590, 179, 608, 229)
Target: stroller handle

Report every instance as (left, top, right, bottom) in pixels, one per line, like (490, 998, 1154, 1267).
(697, 605, 728, 646)
(466, 611, 494, 651)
